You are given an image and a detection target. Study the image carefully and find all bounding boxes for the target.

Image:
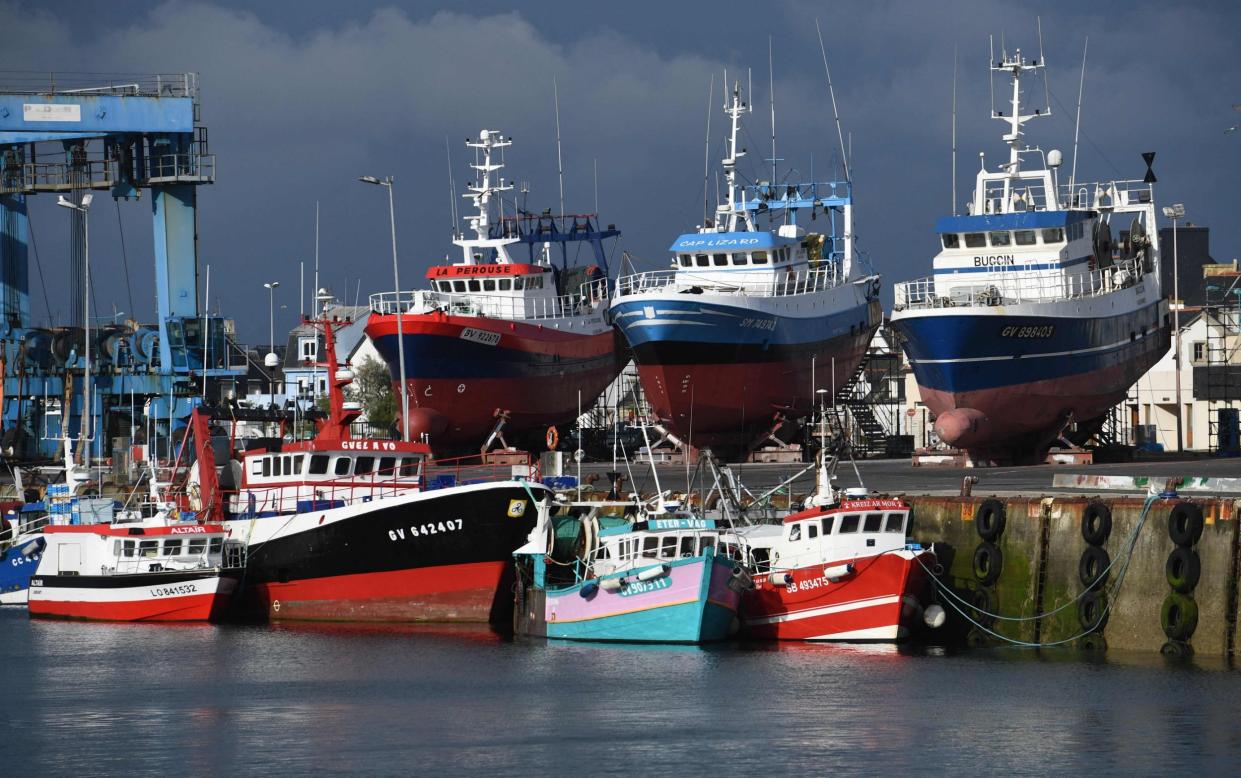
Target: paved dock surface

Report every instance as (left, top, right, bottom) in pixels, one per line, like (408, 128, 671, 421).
(577, 457, 1241, 497)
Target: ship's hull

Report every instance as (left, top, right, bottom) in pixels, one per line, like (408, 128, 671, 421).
(0, 534, 44, 605)
(741, 550, 933, 641)
(612, 294, 880, 451)
(892, 296, 1169, 462)
(366, 312, 624, 452)
(28, 569, 238, 622)
(524, 555, 741, 643)
(225, 481, 548, 624)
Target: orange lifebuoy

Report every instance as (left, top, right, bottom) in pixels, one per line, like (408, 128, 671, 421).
(546, 426, 560, 450)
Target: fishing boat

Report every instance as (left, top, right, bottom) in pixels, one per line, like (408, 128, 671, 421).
(513, 498, 745, 643)
(890, 44, 1170, 464)
(610, 82, 881, 456)
(721, 443, 941, 641)
(366, 129, 625, 454)
(195, 315, 553, 624)
(27, 521, 237, 622)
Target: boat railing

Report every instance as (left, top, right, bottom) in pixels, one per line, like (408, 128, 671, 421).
(223, 452, 537, 516)
(1058, 179, 1156, 210)
(614, 265, 845, 299)
(369, 278, 609, 321)
(893, 257, 1146, 311)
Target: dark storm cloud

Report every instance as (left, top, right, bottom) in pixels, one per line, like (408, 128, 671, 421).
(3, 1, 1238, 340)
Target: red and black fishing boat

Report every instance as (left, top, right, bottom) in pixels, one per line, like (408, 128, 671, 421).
(186, 315, 551, 623)
(365, 129, 625, 454)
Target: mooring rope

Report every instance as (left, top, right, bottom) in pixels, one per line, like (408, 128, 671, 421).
(918, 493, 1161, 648)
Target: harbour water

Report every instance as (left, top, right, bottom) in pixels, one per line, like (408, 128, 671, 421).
(4, 607, 1240, 776)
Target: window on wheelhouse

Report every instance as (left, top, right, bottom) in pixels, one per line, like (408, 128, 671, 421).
(732, 254, 749, 266)
(122, 540, 135, 558)
(964, 233, 986, 248)
(334, 457, 351, 476)
(163, 538, 183, 556)
(752, 251, 769, 264)
(139, 540, 159, 558)
(355, 456, 375, 475)
(884, 513, 906, 533)
(499, 279, 512, 290)
(863, 513, 884, 532)
(942, 233, 960, 249)
(1014, 230, 1037, 246)
(399, 458, 420, 477)
(209, 538, 222, 554)
(699, 534, 716, 554)
(822, 516, 835, 535)
(712, 253, 728, 266)
(378, 457, 396, 477)
(453, 281, 466, 293)
(513, 277, 524, 290)
(789, 524, 801, 542)
(187, 538, 207, 555)
(483, 280, 496, 291)
(1041, 228, 1064, 244)
(309, 455, 329, 475)
(679, 255, 692, 268)
(807, 523, 819, 539)
(839, 514, 860, 533)
(695, 254, 709, 267)
(990, 231, 1011, 246)
(261, 457, 270, 477)
(660, 536, 678, 558)
(468, 280, 481, 292)
(679, 536, 695, 558)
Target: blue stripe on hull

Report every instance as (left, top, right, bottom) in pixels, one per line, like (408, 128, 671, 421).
(891, 301, 1168, 393)
(612, 297, 874, 352)
(544, 599, 735, 643)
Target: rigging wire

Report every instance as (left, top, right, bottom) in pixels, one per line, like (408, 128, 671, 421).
(24, 209, 55, 326)
(114, 197, 136, 318)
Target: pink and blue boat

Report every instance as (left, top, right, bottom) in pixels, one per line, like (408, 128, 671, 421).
(513, 502, 746, 643)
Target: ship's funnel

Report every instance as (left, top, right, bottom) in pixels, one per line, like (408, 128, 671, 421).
(934, 408, 992, 449)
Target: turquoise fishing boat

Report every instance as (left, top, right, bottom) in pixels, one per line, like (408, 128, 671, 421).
(513, 500, 747, 643)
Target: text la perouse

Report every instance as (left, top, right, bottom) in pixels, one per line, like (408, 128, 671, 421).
(340, 440, 399, 451)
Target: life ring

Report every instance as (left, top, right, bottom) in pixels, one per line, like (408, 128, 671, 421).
(546, 426, 560, 451)
(1165, 546, 1201, 594)
(1168, 502, 1204, 547)
(975, 499, 1006, 542)
(1078, 545, 1111, 590)
(1160, 592, 1198, 641)
(1078, 590, 1109, 632)
(972, 542, 1003, 585)
(1081, 501, 1113, 546)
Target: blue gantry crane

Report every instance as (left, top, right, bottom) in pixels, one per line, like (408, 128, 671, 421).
(0, 72, 242, 462)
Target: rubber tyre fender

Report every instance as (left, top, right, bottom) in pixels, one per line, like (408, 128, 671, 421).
(972, 542, 1003, 586)
(1078, 545, 1111, 591)
(1160, 592, 1199, 641)
(976, 499, 1007, 542)
(970, 586, 998, 626)
(1168, 502, 1204, 547)
(1160, 640, 1194, 659)
(1081, 501, 1113, 546)
(1078, 633, 1108, 652)
(1078, 590, 1109, 632)
(1165, 546, 1201, 594)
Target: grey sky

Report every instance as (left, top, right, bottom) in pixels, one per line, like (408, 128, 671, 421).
(4, 1, 1239, 341)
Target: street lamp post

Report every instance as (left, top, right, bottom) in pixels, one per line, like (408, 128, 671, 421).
(360, 175, 410, 441)
(263, 281, 280, 409)
(56, 193, 93, 456)
(1163, 203, 1186, 452)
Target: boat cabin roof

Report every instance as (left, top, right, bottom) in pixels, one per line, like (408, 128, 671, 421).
(425, 262, 549, 280)
(935, 210, 1093, 234)
(669, 231, 797, 253)
(783, 498, 908, 523)
(44, 523, 227, 537)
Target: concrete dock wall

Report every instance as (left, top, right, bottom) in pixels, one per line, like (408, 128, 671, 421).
(909, 495, 1240, 656)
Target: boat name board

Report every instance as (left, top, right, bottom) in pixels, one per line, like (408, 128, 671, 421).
(618, 576, 671, 596)
(674, 237, 763, 249)
(388, 520, 464, 542)
(646, 518, 715, 531)
(999, 325, 1055, 339)
(24, 103, 81, 122)
(974, 255, 1016, 267)
(340, 440, 401, 451)
(169, 526, 208, 535)
(459, 328, 501, 347)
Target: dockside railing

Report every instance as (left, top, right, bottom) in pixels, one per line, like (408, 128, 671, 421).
(370, 278, 609, 321)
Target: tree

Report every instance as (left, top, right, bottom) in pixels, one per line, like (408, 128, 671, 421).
(350, 357, 397, 430)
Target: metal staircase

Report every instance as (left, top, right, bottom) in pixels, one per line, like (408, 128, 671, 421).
(830, 352, 889, 457)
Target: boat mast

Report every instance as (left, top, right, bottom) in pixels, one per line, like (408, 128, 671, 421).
(989, 48, 1049, 214)
(461, 130, 513, 264)
(721, 82, 751, 232)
